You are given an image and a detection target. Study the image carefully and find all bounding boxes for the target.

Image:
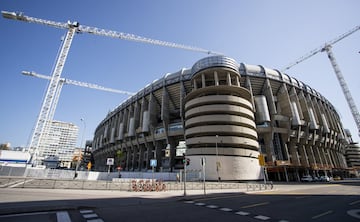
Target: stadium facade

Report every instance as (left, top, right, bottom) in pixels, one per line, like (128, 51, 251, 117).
(92, 56, 350, 181)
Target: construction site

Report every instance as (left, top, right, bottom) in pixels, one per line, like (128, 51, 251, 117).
(1, 9, 359, 181)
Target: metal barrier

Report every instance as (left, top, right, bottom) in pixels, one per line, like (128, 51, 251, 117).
(130, 179, 166, 192)
(246, 182, 273, 192)
(0, 166, 273, 192)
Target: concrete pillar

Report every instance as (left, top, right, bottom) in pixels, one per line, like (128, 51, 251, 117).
(214, 71, 219, 86)
(288, 139, 300, 166)
(305, 144, 317, 169)
(201, 73, 206, 88)
(168, 138, 177, 171)
(125, 144, 132, 170)
(263, 133, 276, 163)
(138, 144, 145, 170)
(298, 144, 309, 167)
(227, 72, 231, 85)
(155, 141, 163, 171)
(146, 142, 155, 170)
(132, 145, 138, 171)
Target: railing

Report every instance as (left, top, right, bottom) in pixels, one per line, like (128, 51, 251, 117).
(0, 166, 275, 192)
(0, 176, 274, 193)
(246, 182, 274, 192)
(131, 179, 166, 192)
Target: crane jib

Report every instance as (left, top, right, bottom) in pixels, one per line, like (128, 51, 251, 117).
(1, 10, 220, 55)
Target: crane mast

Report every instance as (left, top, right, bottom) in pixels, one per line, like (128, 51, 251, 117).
(281, 25, 360, 138)
(2, 10, 220, 166)
(323, 45, 360, 137)
(27, 27, 76, 165)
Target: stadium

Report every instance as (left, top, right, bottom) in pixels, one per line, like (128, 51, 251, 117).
(92, 56, 349, 181)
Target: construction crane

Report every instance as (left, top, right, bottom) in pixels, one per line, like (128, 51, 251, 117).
(281, 25, 360, 138)
(22, 71, 135, 96)
(2, 11, 221, 55)
(2, 10, 220, 165)
(22, 70, 136, 125)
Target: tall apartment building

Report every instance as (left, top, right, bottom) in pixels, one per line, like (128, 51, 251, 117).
(36, 120, 79, 168)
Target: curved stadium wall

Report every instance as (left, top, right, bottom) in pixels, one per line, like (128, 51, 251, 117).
(92, 56, 348, 181)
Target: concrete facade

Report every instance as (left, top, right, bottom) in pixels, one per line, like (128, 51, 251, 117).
(36, 120, 79, 168)
(92, 56, 350, 181)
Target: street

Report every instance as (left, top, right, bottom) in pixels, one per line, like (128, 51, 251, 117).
(0, 181, 359, 222)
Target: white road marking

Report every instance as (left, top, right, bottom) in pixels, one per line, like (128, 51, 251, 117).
(219, 208, 232, 212)
(349, 200, 360, 205)
(254, 215, 271, 220)
(206, 205, 219, 209)
(347, 209, 360, 219)
(56, 211, 71, 222)
(184, 201, 194, 204)
(0, 211, 50, 218)
(87, 219, 104, 222)
(83, 213, 98, 219)
(235, 211, 250, 216)
(80, 210, 94, 214)
(311, 210, 333, 219)
(2, 179, 34, 188)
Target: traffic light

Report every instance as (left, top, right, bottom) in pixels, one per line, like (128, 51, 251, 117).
(183, 158, 190, 166)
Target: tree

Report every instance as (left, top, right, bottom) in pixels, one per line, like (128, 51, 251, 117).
(116, 150, 124, 165)
(0, 143, 10, 150)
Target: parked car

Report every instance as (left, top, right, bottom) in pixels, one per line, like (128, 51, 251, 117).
(301, 175, 313, 182)
(319, 175, 330, 182)
(312, 176, 321, 182)
(333, 176, 342, 180)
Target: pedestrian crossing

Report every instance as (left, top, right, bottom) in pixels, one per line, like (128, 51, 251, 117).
(184, 200, 289, 222)
(80, 209, 104, 222)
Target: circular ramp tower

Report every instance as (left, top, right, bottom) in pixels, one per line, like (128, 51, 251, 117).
(184, 56, 263, 181)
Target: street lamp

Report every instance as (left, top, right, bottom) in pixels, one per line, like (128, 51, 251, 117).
(80, 118, 86, 150)
(74, 118, 86, 179)
(215, 135, 220, 182)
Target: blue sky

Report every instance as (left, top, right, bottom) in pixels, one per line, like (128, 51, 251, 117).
(1, 0, 359, 147)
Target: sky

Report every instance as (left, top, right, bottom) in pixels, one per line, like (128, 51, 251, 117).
(0, 0, 359, 148)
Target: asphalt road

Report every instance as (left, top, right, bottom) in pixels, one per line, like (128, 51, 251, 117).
(0, 181, 359, 222)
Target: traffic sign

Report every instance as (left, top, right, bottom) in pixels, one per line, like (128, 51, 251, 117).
(258, 154, 265, 166)
(150, 159, 157, 167)
(106, 158, 114, 166)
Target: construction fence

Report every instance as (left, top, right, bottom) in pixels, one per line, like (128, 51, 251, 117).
(0, 166, 273, 192)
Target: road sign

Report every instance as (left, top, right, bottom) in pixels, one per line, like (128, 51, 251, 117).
(106, 158, 114, 166)
(150, 159, 157, 167)
(258, 154, 265, 166)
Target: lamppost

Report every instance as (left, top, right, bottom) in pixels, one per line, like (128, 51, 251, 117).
(215, 135, 220, 182)
(74, 118, 86, 179)
(80, 118, 86, 150)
